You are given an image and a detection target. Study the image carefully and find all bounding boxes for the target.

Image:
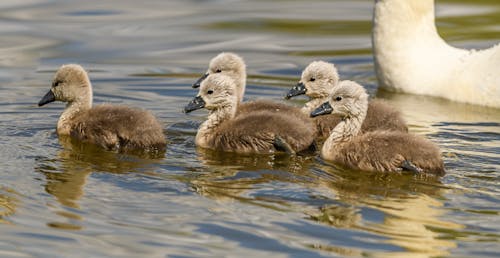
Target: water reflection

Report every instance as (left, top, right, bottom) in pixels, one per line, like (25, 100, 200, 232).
(190, 147, 316, 205)
(190, 147, 464, 257)
(34, 135, 163, 229)
(376, 91, 500, 126)
(0, 186, 18, 224)
(311, 165, 462, 257)
(365, 195, 461, 258)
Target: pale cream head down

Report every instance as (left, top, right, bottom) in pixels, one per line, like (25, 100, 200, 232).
(207, 52, 246, 101)
(199, 73, 238, 111)
(327, 80, 368, 119)
(51, 64, 93, 106)
(300, 61, 339, 98)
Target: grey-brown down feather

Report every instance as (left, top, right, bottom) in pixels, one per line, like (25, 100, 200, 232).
(70, 105, 166, 152)
(209, 109, 316, 153)
(326, 130, 444, 175)
(236, 99, 312, 128)
(362, 99, 408, 133)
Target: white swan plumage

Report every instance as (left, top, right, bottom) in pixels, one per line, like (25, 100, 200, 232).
(372, 0, 500, 108)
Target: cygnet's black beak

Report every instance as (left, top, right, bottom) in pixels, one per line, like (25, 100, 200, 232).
(38, 90, 56, 107)
(192, 73, 209, 88)
(184, 96, 206, 113)
(310, 101, 333, 117)
(285, 82, 306, 99)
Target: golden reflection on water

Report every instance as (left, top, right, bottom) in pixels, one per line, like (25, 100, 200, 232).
(0, 187, 18, 224)
(34, 135, 164, 230)
(364, 194, 462, 258)
(312, 164, 463, 258)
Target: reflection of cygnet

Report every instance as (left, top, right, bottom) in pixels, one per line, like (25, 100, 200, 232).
(38, 64, 166, 152)
(373, 0, 500, 107)
(311, 82, 445, 175)
(286, 61, 407, 138)
(185, 74, 317, 154)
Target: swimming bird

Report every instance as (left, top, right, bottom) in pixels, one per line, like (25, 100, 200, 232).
(373, 0, 500, 108)
(286, 60, 407, 138)
(310, 81, 445, 175)
(38, 64, 166, 152)
(193, 52, 300, 115)
(185, 73, 317, 154)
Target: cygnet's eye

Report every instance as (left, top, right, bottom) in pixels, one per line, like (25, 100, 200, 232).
(335, 96, 342, 101)
(207, 90, 214, 95)
(52, 80, 62, 87)
(215, 69, 222, 73)
(309, 77, 316, 82)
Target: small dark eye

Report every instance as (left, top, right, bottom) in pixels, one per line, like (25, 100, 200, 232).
(335, 96, 342, 101)
(207, 90, 214, 95)
(215, 69, 222, 73)
(309, 78, 316, 82)
(52, 80, 62, 87)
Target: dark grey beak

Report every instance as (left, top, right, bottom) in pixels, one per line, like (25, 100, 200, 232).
(192, 73, 209, 88)
(310, 102, 333, 117)
(38, 90, 56, 107)
(285, 82, 306, 99)
(184, 96, 206, 113)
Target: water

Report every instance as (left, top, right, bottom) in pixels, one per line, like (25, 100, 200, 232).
(1, 0, 499, 257)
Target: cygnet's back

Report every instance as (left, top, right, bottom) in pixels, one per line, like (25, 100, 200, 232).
(236, 99, 303, 117)
(363, 98, 409, 133)
(71, 105, 166, 152)
(212, 109, 315, 153)
(332, 130, 444, 175)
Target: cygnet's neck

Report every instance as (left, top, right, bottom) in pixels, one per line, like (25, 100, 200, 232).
(302, 97, 329, 114)
(196, 103, 237, 147)
(235, 74, 246, 103)
(325, 114, 364, 145)
(322, 103, 367, 157)
(57, 89, 93, 135)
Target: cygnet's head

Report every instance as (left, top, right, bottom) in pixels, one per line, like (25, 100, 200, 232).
(38, 64, 92, 106)
(310, 80, 368, 119)
(185, 73, 237, 113)
(286, 61, 339, 99)
(192, 52, 246, 89)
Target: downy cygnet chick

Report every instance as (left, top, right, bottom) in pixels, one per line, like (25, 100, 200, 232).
(38, 64, 166, 152)
(286, 60, 408, 138)
(185, 73, 317, 154)
(310, 81, 445, 175)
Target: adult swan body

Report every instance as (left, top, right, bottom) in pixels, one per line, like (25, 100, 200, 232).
(372, 0, 500, 108)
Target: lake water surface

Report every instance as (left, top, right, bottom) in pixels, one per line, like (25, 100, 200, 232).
(1, 0, 499, 257)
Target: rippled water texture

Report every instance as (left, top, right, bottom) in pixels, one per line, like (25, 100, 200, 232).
(1, 0, 499, 257)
